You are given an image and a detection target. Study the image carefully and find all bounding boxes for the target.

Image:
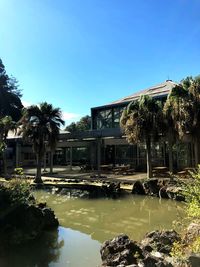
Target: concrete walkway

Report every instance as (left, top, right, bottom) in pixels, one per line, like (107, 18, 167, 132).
(23, 166, 147, 183)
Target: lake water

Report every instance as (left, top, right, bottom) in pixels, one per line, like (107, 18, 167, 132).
(1, 190, 184, 267)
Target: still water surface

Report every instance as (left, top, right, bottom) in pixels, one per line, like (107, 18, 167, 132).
(2, 191, 184, 267)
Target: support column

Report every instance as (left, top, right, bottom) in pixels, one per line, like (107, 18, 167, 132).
(70, 146, 73, 171)
(113, 145, 116, 167)
(43, 151, 47, 172)
(97, 138, 101, 178)
(136, 144, 140, 167)
(90, 142, 96, 171)
(16, 142, 21, 167)
(163, 141, 166, 166)
(65, 148, 68, 168)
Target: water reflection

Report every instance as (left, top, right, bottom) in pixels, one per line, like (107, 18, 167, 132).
(35, 191, 184, 243)
(0, 229, 63, 267)
(0, 192, 184, 267)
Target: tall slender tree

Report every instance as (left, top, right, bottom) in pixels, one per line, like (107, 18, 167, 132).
(0, 59, 23, 121)
(65, 115, 91, 133)
(19, 102, 65, 183)
(0, 116, 16, 175)
(120, 95, 162, 178)
(0, 58, 23, 174)
(181, 77, 200, 166)
(164, 76, 200, 167)
(163, 84, 188, 172)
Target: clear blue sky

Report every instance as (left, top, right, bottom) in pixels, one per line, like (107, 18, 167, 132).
(0, 0, 200, 125)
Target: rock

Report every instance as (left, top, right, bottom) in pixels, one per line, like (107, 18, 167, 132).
(101, 182, 121, 198)
(100, 234, 144, 266)
(132, 181, 146, 195)
(159, 186, 169, 199)
(0, 203, 59, 247)
(183, 222, 200, 244)
(166, 186, 185, 201)
(141, 230, 181, 255)
(42, 208, 59, 229)
(143, 179, 160, 196)
(38, 202, 46, 209)
(100, 231, 181, 266)
(142, 254, 160, 266)
(188, 253, 200, 267)
(155, 261, 173, 267)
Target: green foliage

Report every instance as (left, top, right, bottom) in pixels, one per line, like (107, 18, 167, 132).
(0, 179, 33, 210)
(19, 102, 65, 182)
(120, 95, 163, 178)
(0, 58, 23, 122)
(120, 95, 162, 144)
(65, 115, 91, 133)
(170, 241, 186, 261)
(19, 102, 65, 154)
(182, 166, 200, 219)
(0, 116, 15, 145)
(170, 168, 200, 261)
(190, 236, 200, 253)
(14, 167, 24, 176)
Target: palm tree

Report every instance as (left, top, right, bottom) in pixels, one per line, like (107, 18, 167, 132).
(165, 77, 200, 167)
(163, 84, 188, 172)
(120, 95, 162, 178)
(19, 102, 65, 183)
(182, 77, 200, 166)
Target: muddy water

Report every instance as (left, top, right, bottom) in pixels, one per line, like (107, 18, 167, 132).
(2, 191, 184, 267)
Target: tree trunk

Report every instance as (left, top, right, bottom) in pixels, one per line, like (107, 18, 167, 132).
(168, 139, 173, 173)
(97, 138, 101, 178)
(50, 151, 53, 174)
(3, 149, 7, 177)
(194, 137, 200, 167)
(35, 153, 43, 183)
(146, 137, 152, 179)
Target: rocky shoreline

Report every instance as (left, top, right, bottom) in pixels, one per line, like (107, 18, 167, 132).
(30, 177, 185, 201)
(100, 225, 200, 267)
(0, 182, 59, 250)
(132, 178, 185, 201)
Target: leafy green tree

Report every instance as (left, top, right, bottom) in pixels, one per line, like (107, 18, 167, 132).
(65, 122, 77, 133)
(181, 76, 200, 166)
(120, 95, 162, 178)
(0, 59, 23, 121)
(65, 115, 91, 133)
(0, 116, 16, 175)
(163, 85, 188, 172)
(164, 75, 200, 167)
(19, 102, 65, 183)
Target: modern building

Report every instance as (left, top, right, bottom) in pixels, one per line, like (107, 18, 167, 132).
(6, 80, 194, 172)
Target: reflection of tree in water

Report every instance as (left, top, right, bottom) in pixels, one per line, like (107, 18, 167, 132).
(0, 229, 64, 267)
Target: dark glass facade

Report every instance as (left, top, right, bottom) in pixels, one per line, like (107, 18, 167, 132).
(92, 105, 125, 130)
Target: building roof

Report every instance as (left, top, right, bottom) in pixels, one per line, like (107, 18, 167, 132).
(108, 80, 178, 106)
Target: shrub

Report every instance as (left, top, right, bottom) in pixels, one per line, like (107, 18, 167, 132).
(171, 167, 200, 261)
(190, 236, 200, 254)
(170, 241, 186, 261)
(0, 179, 33, 210)
(182, 165, 200, 219)
(14, 168, 24, 176)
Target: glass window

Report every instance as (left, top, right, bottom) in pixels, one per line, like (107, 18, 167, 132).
(96, 109, 112, 129)
(113, 107, 124, 128)
(115, 145, 133, 165)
